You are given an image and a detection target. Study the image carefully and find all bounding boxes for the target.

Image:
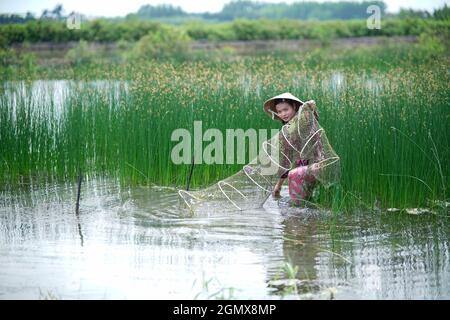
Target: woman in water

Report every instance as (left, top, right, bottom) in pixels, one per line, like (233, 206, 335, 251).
(263, 92, 339, 206)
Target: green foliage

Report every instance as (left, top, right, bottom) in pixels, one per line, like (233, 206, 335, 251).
(184, 21, 231, 40)
(0, 47, 15, 78)
(0, 3, 64, 24)
(398, 8, 432, 19)
(137, 4, 187, 19)
(1, 17, 449, 44)
(129, 25, 192, 60)
(203, 0, 387, 21)
(65, 40, 95, 66)
(0, 12, 36, 24)
(417, 31, 446, 54)
(433, 4, 450, 20)
(0, 46, 37, 79)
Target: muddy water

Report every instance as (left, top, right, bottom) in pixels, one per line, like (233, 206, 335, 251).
(0, 178, 449, 299)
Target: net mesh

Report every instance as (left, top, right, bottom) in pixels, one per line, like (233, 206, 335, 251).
(178, 100, 340, 213)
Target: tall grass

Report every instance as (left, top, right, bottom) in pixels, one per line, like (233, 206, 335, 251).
(0, 45, 448, 210)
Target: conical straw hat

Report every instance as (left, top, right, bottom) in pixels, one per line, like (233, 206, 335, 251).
(263, 92, 305, 120)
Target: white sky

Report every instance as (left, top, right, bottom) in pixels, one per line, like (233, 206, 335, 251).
(0, 0, 448, 17)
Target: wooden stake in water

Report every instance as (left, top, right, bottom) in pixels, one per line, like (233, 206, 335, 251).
(76, 168, 82, 215)
(186, 156, 195, 191)
(75, 168, 84, 246)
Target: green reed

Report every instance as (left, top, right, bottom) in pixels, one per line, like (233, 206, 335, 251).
(0, 46, 448, 210)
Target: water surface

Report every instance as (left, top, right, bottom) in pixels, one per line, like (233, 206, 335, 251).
(0, 178, 448, 299)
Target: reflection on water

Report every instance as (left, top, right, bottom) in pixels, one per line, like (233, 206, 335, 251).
(1, 80, 129, 121)
(0, 178, 449, 299)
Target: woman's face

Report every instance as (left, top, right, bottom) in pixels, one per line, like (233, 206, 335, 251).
(275, 102, 296, 123)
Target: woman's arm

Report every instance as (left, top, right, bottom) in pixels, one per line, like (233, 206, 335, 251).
(272, 176, 286, 198)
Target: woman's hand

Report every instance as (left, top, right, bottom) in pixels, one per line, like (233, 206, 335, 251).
(272, 181, 282, 198)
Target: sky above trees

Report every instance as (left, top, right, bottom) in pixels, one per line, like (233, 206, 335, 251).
(1, 0, 448, 18)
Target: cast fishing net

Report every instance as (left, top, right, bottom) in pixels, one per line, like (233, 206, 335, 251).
(178, 101, 340, 213)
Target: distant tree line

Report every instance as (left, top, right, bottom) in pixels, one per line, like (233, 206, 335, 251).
(1, 1, 449, 25)
(199, 0, 386, 21)
(0, 4, 81, 24)
(1, 17, 448, 45)
(131, 1, 449, 22)
(136, 4, 187, 19)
